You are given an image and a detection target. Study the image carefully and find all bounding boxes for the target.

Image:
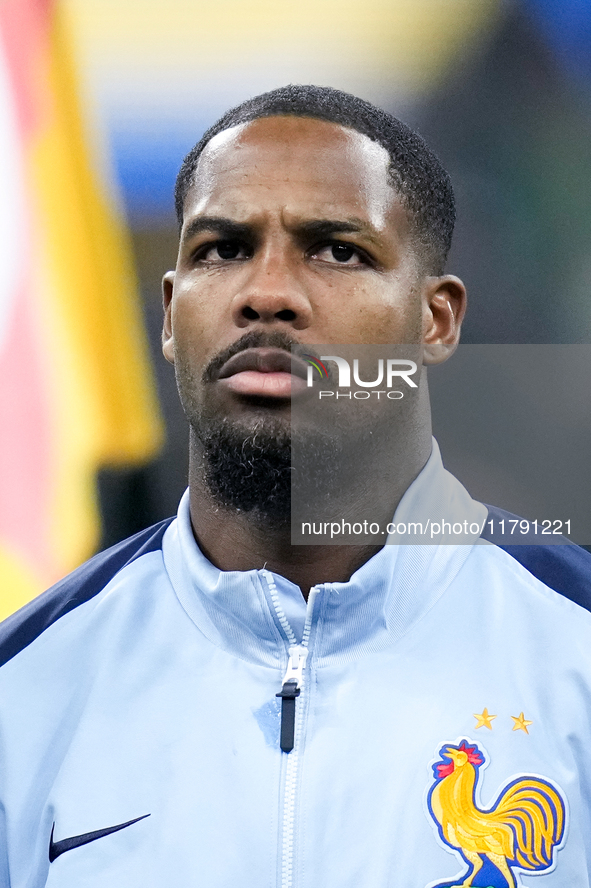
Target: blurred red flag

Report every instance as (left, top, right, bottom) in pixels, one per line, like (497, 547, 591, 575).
(0, 0, 163, 618)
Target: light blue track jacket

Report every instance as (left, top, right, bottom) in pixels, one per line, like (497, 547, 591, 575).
(1, 442, 591, 887)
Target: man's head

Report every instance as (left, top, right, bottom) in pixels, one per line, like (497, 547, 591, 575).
(163, 86, 466, 522)
(175, 84, 455, 276)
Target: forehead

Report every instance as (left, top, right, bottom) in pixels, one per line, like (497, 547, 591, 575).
(183, 116, 407, 234)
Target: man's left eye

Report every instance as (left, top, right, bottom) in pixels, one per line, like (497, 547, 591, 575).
(312, 243, 364, 265)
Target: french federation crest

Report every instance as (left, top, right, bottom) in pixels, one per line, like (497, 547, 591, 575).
(425, 739, 567, 888)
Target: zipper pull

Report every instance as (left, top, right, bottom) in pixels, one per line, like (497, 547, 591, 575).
(276, 645, 308, 753)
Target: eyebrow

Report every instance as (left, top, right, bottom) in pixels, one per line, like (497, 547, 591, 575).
(296, 219, 369, 237)
(182, 216, 253, 243)
(297, 219, 385, 252)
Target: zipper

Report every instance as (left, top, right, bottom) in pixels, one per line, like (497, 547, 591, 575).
(262, 571, 321, 888)
(276, 646, 308, 752)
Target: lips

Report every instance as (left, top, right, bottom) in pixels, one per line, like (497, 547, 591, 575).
(216, 347, 309, 398)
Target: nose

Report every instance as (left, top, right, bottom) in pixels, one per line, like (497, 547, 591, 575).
(231, 250, 313, 331)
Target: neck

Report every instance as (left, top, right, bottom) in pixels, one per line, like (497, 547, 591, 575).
(188, 418, 432, 599)
(190, 508, 385, 599)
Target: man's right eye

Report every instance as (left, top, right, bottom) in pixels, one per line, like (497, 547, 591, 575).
(199, 241, 251, 261)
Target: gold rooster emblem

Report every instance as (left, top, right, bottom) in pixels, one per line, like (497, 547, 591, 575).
(427, 740, 566, 887)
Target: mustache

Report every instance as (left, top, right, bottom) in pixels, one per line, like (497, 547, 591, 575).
(202, 331, 322, 383)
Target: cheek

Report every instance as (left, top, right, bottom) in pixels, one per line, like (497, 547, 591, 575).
(172, 315, 205, 368)
(336, 283, 422, 344)
(171, 286, 220, 364)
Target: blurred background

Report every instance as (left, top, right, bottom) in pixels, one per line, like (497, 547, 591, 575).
(2, 0, 591, 614)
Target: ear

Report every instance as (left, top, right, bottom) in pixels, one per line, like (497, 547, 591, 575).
(422, 275, 466, 365)
(162, 271, 175, 364)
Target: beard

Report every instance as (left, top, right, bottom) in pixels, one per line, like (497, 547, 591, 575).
(197, 416, 292, 522)
(178, 330, 342, 525)
(193, 415, 344, 526)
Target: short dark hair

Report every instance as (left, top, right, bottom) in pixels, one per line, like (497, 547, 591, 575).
(175, 84, 455, 274)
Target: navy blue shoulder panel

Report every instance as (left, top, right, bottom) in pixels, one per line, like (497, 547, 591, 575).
(0, 518, 174, 668)
(482, 505, 591, 614)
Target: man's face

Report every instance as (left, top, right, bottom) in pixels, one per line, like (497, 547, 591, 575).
(163, 115, 445, 427)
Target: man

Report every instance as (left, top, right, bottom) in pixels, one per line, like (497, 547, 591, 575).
(1, 85, 591, 888)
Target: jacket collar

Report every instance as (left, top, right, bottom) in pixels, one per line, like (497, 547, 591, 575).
(162, 440, 486, 666)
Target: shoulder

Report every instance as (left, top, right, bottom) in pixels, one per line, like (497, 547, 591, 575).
(0, 518, 174, 669)
(480, 504, 591, 614)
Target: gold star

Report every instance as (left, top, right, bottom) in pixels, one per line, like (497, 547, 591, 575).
(473, 707, 497, 730)
(511, 712, 533, 734)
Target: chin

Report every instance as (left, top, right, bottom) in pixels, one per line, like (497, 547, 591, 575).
(191, 414, 293, 521)
(189, 407, 343, 525)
